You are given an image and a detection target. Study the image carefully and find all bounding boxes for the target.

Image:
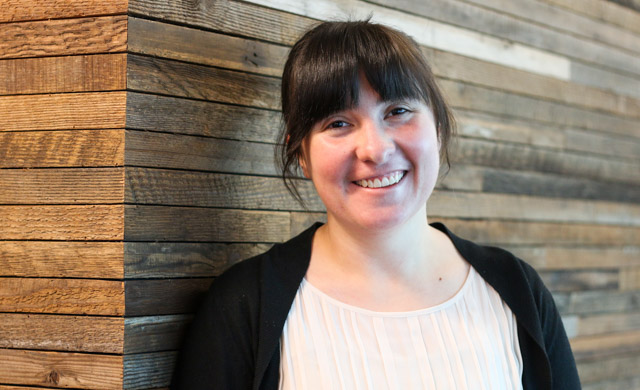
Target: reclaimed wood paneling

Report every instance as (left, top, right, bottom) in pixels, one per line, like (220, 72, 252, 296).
(0, 54, 127, 95)
(1, 0, 128, 23)
(0, 16, 127, 59)
(124, 279, 212, 316)
(124, 315, 191, 353)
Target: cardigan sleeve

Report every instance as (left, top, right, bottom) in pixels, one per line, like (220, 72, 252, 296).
(171, 260, 260, 390)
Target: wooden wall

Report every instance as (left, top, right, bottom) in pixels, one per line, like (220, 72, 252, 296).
(0, 0, 638, 389)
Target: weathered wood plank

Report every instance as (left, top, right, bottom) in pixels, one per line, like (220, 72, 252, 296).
(437, 218, 640, 247)
(0, 16, 127, 59)
(124, 315, 191, 353)
(569, 60, 640, 100)
(128, 0, 314, 46)
(541, 0, 640, 35)
(125, 167, 321, 211)
(124, 241, 270, 278)
(582, 375, 640, 390)
(505, 245, 640, 270)
(124, 205, 290, 242)
(571, 329, 640, 360)
(429, 190, 640, 227)
(443, 79, 639, 138)
(0, 313, 123, 353)
(454, 137, 640, 186)
(0, 348, 122, 389)
(0, 205, 124, 240)
(578, 353, 640, 384)
(123, 351, 177, 389)
(127, 54, 281, 110)
(126, 92, 280, 143)
(0, 241, 123, 279)
(128, 17, 288, 77)
(0, 54, 127, 95)
(0, 168, 124, 204)
(556, 290, 640, 316)
(0, 92, 126, 132)
(124, 130, 276, 175)
(124, 278, 212, 316)
(1, 0, 128, 23)
(564, 128, 640, 161)
(539, 270, 618, 292)
(621, 266, 640, 291)
(0, 278, 124, 316)
(0, 130, 124, 168)
(576, 312, 640, 337)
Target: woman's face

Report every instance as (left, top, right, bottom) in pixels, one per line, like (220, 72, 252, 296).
(299, 78, 440, 232)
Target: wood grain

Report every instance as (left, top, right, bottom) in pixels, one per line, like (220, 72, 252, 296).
(0, 130, 125, 168)
(124, 315, 191, 353)
(576, 312, 640, 337)
(0, 313, 123, 353)
(1, 0, 128, 23)
(539, 270, 618, 292)
(0, 168, 124, 204)
(0, 278, 124, 316)
(124, 205, 290, 242)
(124, 130, 276, 175)
(578, 353, 640, 383)
(541, 0, 640, 35)
(123, 351, 177, 389)
(0, 348, 122, 389)
(0, 54, 127, 95)
(124, 241, 271, 278)
(125, 167, 321, 211)
(571, 329, 640, 360)
(0, 92, 126, 132)
(126, 92, 280, 143)
(0, 15, 127, 59)
(124, 278, 212, 316)
(505, 245, 640, 271)
(0, 241, 123, 279)
(127, 54, 281, 110)
(0, 205, 124, 240)
(557, 290, 640, 316)
(128, 17, 288, 77)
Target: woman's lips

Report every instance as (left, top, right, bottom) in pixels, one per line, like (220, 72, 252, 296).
(354, 171, 405, 188)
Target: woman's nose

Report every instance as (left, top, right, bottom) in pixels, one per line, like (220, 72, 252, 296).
(354, 121, 395, 164)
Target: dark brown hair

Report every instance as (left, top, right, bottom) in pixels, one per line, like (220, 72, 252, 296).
(278, 19, 455, 204)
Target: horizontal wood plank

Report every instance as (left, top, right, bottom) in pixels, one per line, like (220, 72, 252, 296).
(0, 278, 124, 315)
(128, 17, 288, 77)
(124, 241, 271, 278)
(0, 205, 124, 240)
(125, 279, 212, 316)
(0, 15, 127, 59)
(0, 313, 123, 353)
(124, 315, 191, 353)
(0, 92, 126, 132)
(576, 312, 640, 337)
(571, 329, 640, 361)
(124, 130, 276, 175)
(0, 168, 124, 204)
(123, 351, 177, 389)
(556, 290, 640, 316)
(578, 353, 640, 384)
(0, 54, 127, 95)
(0, 348, 122, 389)
(127, 54, 281, 110)
(539, 270, 618, 292)
(124, 205, 290, 242)
(0, 241, 123, 279)
(125, 167, 321, 211)
(1, 0, 128, 23)
(505, 245, 640, 271)
(541, 0, 640, 35)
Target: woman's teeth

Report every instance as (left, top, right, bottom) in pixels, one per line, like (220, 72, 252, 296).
(356, 171, 404, 188)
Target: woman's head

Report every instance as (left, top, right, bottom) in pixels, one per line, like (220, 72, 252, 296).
(279, 19, 455, 204)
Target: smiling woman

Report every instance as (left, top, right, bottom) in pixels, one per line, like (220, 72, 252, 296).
(171, 20, 581, 390)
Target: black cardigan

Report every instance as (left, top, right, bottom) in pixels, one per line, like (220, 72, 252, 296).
(172, 222, 581, 389)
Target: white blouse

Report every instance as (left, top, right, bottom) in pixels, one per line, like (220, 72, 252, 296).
(279, 266, 523, 390)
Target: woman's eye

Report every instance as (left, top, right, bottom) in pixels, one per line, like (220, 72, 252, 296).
(326, 120, 349, 129)
(387, 107, 409, 117)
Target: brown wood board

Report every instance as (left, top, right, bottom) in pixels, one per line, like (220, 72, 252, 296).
(578, 353, 640, 384)
(0, 278, 124, 315)
(127, 54, 281, 110)
(539, 270, 619, 292)
(0, 205, 124, 240)
(0, 241, 124, 279)
(0, 92, 126, 132)
(571, 329, 640, 360)
(124, 130, 277, 176)
(1, 0, 128, 23)
(128, 17, 288, 77)
(575, 312, 640, 337)
(124, 241, 271, 278)
(0, 167, 125, 204)
(124, 205, 290, 242)
(124, 279, 212, 316)
(541, 0, 640, 35)
(125, 167, 321, 211)
(556, 290, 640, 316)
(125, 92, 280, 143)
(0, 15, 127, 59)
(0, 54, 127, 95)
(0, 348, 122, 389)
(504, 245, 640, 271)
(0, 313, 124, 354)
(0, 130, 125, 168)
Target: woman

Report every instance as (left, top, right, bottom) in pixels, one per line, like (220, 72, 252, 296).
(172, 20, 580, 389)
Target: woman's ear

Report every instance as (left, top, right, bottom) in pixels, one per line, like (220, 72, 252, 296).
(298, 154, 310, 179)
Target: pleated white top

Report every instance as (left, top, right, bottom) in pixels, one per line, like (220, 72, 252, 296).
(279, 266, 523, 390)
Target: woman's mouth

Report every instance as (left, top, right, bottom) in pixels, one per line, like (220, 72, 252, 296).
(354, 171, 405, 188)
